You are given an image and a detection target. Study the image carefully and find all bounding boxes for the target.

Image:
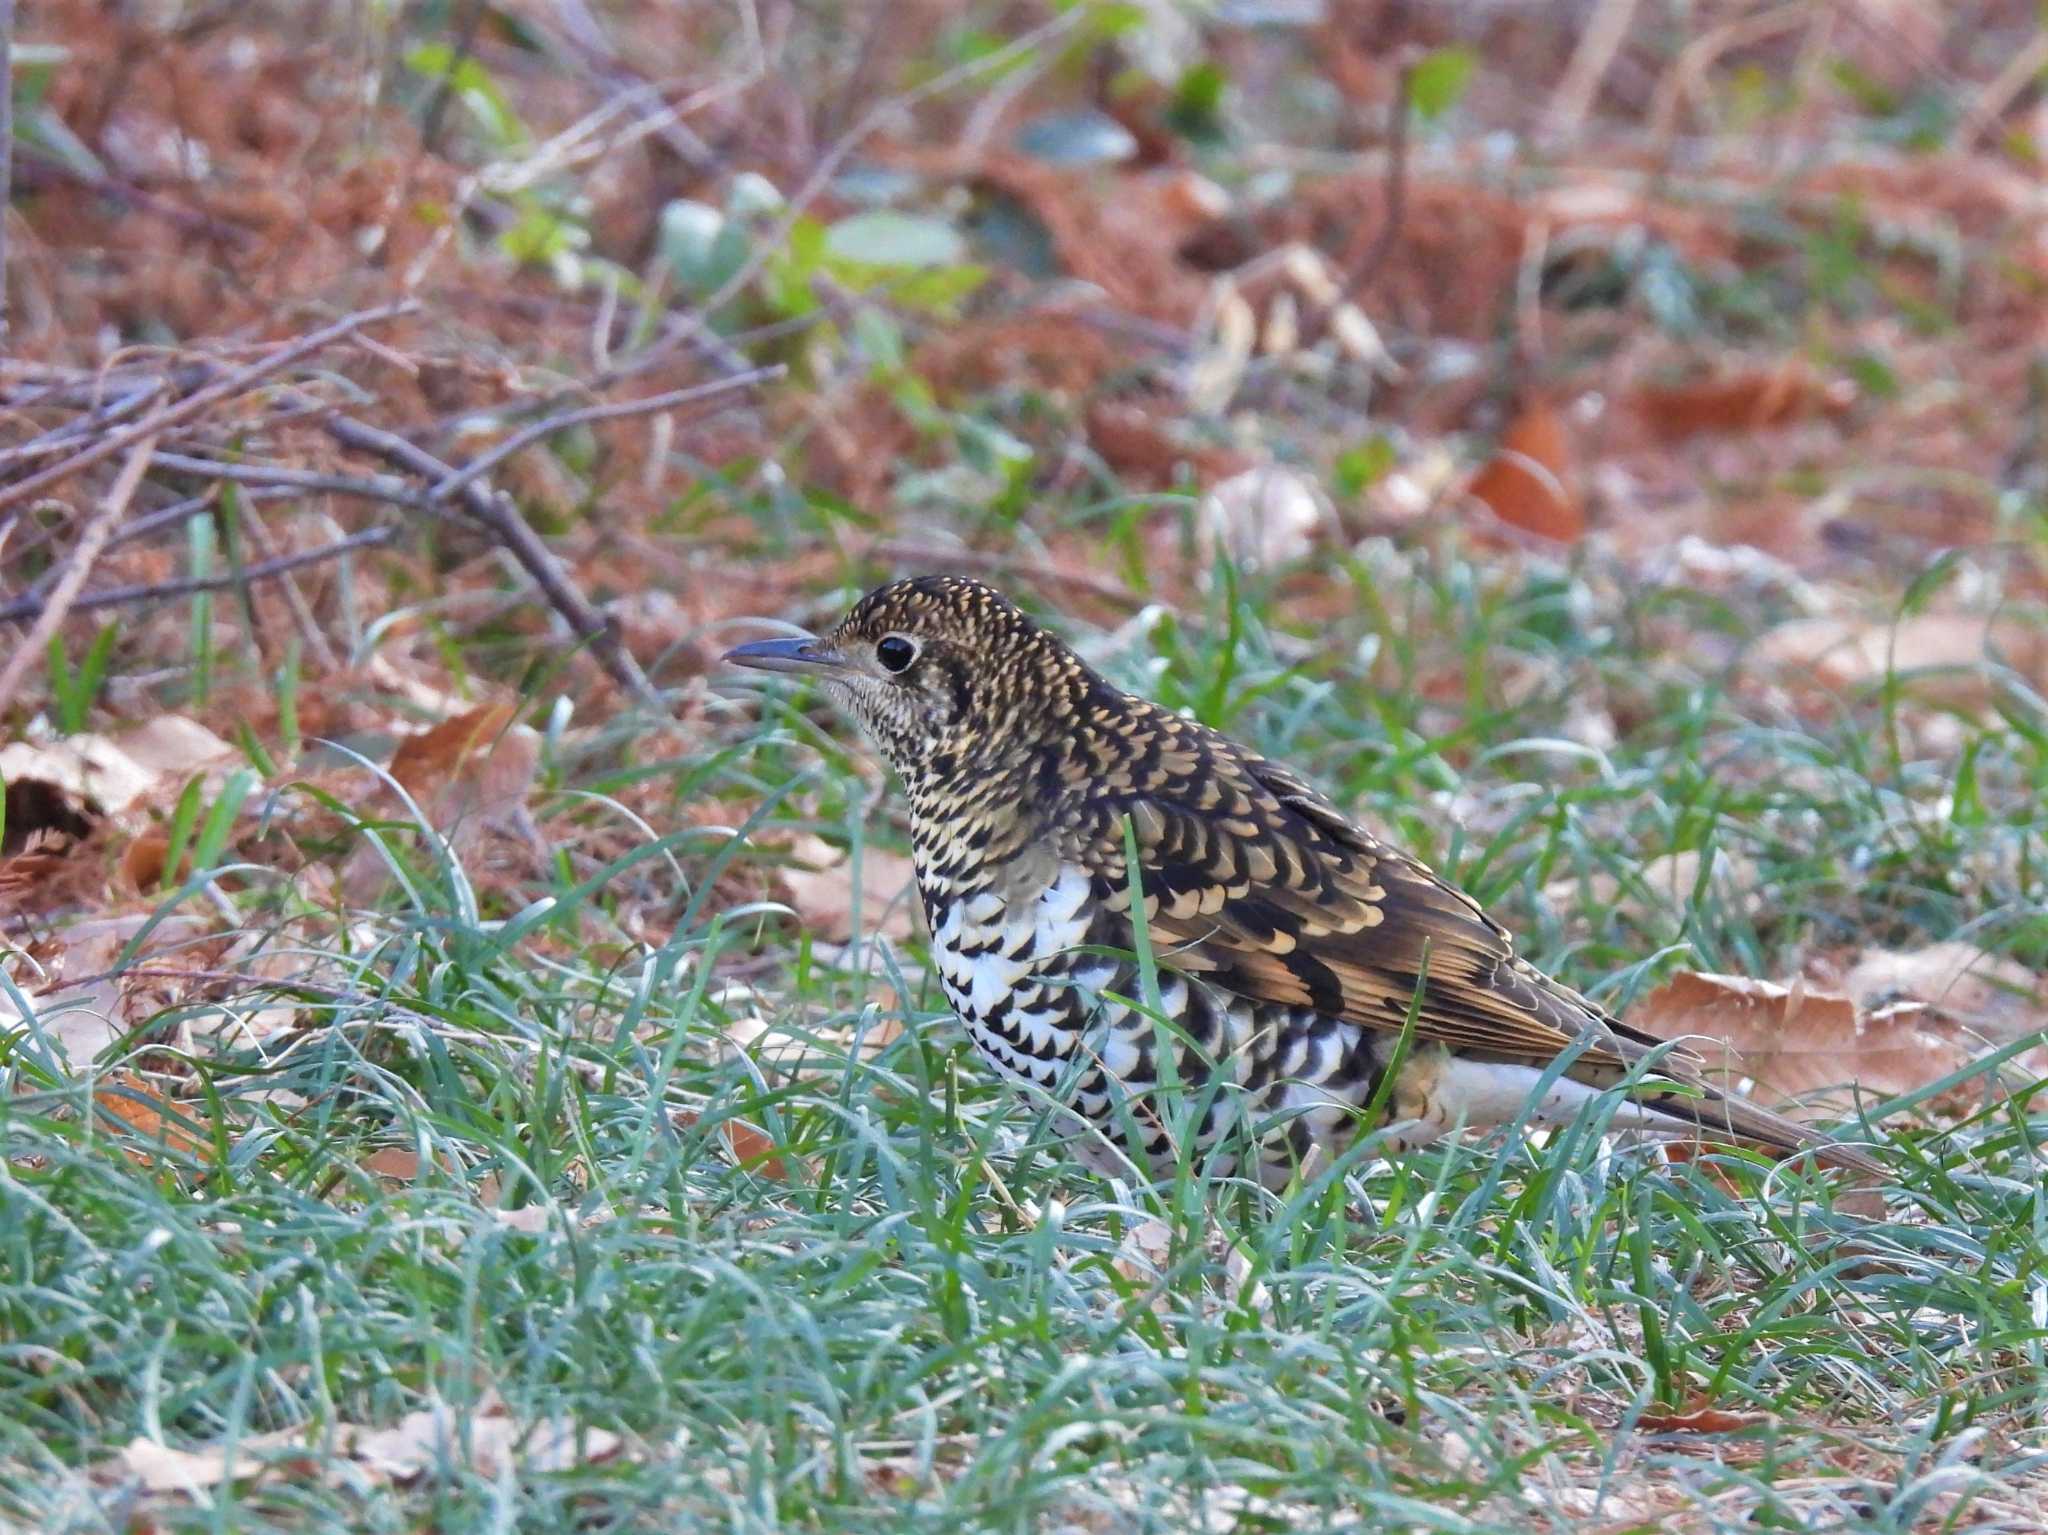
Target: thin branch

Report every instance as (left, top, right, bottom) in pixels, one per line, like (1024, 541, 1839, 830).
(0, 384, 166, 469)
(0, 526, 398, 624)
(0, 427, 159, 715)
(1545, 0, 1639, 138)
(1329, 54, 1416, 316)
(0, 300, 420, 513)
(309, 402, 653, 702)
(151, 450, 435, 509)
(427, 365, 783, 504)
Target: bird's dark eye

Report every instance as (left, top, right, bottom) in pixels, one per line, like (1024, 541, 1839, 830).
(876, 635, 918, 674)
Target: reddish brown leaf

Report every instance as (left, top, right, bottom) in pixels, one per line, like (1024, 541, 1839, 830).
(388, 700, 520, 799)
(1633, 363, 1850, 441)
(1636, 1403, 1770, 1434)
(1467, 399, 1583, 542)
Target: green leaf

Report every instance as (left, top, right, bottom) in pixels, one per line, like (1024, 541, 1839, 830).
(1409, 47, 1475, 121)
(824, 211, 967, 269)
(1333, 436, 1396, 499)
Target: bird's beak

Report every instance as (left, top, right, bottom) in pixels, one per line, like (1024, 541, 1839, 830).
(722, 633, 848, 676)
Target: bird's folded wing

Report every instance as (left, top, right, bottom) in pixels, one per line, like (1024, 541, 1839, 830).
(1062, 753, 1700, 1075)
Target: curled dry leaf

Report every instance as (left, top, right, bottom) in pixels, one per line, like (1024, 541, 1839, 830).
(1466, 398, 1583, 543)
(1632, 361, 1851, 441)
(1634, 1402, 1771, 1435)
(388, 699, 538, 831)
(1751, 614, 2042, 712)
(94, 1070, 207, 1161)
(777, 833, 919, 943)
(1632, 944, 2048, 1118)
(1197, 464, 1327, 572)
(113, 1435, 267, 1494)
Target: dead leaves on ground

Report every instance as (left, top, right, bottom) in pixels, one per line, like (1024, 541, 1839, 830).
(1467, 398, 1583, 544)
(1632, 942, 2048, 1119)
(104, 1390, 624, 1498)
(775, 833, 920, 943)
(1751, 611, 2044, 713)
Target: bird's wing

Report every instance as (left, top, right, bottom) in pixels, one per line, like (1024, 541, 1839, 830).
(1059, 736, 1700, 1076)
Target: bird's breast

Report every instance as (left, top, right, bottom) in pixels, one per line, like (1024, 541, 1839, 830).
(925, 860, 1113, 1088)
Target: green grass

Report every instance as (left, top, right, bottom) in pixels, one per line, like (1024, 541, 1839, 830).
(6, 542, 2048, 1532)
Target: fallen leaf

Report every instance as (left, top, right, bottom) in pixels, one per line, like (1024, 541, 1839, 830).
(1467, 398, 1583, 542)
(362, 1146, 423, 1182)
(1751, 614, 2041, 711)
(1635, 1402, 1771, 1434)
(94, 1071, 207, 1160)
(111, 716, 237, 783)
(347, 1394, 622, 1483)
(122, 830, 172, 892)
(777, 834, 919, 942)
(720, 1118, 788, 1179)
(388, 700, 519, 799)
(1112, 1217, 1174, 1286)
(0, 735, 157, 815)
(113, 1435, 265, 1494)
(1632, 362, 1851, 441)
(1197, 464, 1327, 571)
(1629, 963, 2048, 1118)
(1842, 942, 2046, 1049)
(492, 1203, 551, 1234)
(388, 700, 537, 832)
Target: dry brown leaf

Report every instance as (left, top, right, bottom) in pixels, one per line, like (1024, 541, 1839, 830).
(113, 1435, 266, 1494)
(111, 716, 237, 784)
(122, 830, 172, 892)
(94, 1070, 207, 1160)
(720, 1118, 788, 1179)
(492, 1203, 552, 1234)
(388, 701, 537, 833)
(1751, 614, 2041, 711)
(1842, 942, 2047, 1051)
(1634, 1402, 1771, 1435)
(1630, 955, 2048, 1120)
(361, 1146, 423, 1182)
(1197, 465, 1327, 572)
(1633, 971, 1955, 1113)
(388, 700, 519, 798)
(778, 834, 919, 942)
(1467, 399, 1583, 543)
(1632, 363, 1851, 441)
(347, 1396, 623, 1483)
(672, 1109, 794, 1179)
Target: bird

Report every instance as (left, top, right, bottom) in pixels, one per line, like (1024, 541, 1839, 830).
(726, 575, 1885, 1187)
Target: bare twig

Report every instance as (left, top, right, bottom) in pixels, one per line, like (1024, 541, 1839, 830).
(152, 450, 435, 509)
(1328, 54, 1416, 317)
(311, 402, 654, 701)
(0, 301, 420, 513)
(0, 428, 159, 716)
(1958, 26, 2048, 148)
(1546, 0, 1639, 137)
(0, 526, 397, 624)
(0, 383, 166, 469)
(427, 364, 783, 504)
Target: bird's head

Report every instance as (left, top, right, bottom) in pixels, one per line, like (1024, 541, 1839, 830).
(724, 575, 1091, 787)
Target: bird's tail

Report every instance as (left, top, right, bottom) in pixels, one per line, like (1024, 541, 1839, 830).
(1623, 1073, 1887, 1177)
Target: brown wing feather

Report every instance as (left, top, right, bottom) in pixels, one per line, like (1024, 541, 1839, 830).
(1055, 710, 1699, 1076)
